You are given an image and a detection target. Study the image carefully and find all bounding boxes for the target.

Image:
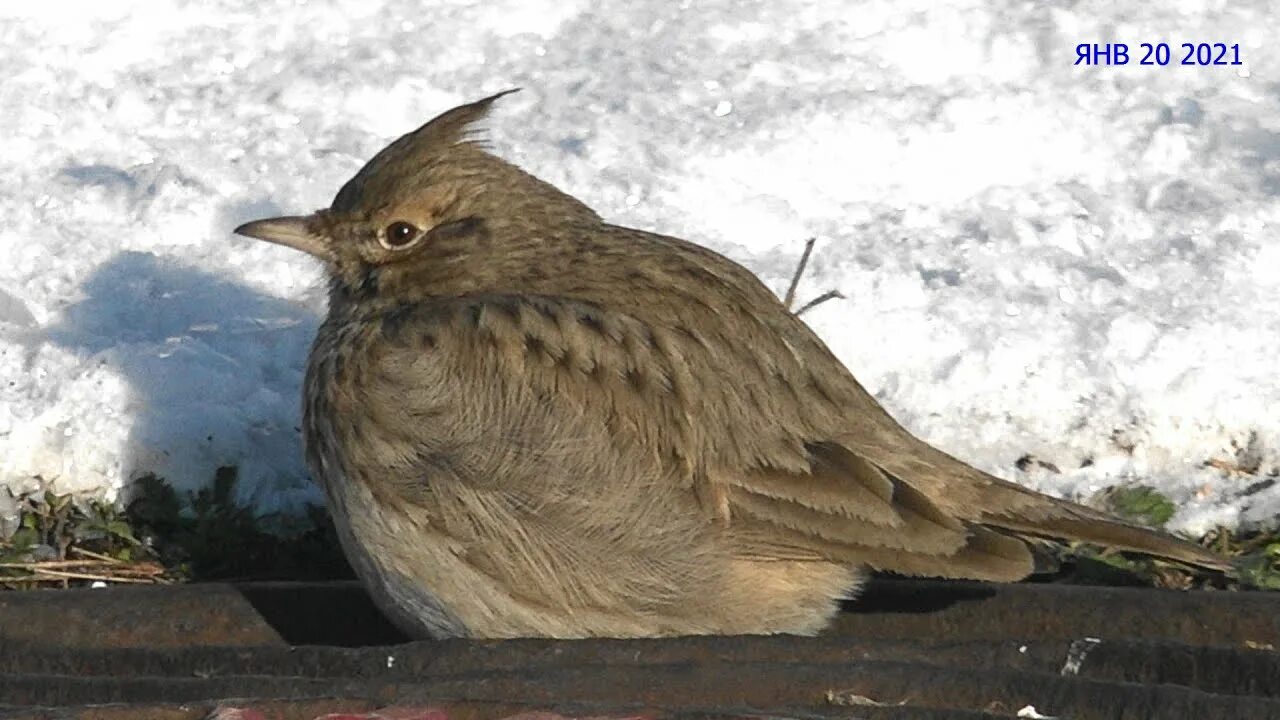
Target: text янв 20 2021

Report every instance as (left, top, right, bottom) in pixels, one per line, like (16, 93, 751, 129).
(1074, 43, 1244, 66)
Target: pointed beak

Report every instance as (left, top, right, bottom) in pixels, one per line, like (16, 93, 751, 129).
(234, 214, 334, 261)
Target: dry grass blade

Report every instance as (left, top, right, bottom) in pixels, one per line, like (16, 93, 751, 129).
(25, 568, 161, 584)
(794, 289, 845, 316)
(68, 546, 127, 563)
(0, 556, 169, 588)
(784, 237, 818, 310)
(784, 237, 844, 316)
(0, 560, 115, 570)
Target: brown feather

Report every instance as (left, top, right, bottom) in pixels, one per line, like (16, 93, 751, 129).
(850, 525, 1035, 582)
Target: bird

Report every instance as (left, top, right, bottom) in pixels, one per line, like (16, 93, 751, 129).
(234, 91, 1227, 639)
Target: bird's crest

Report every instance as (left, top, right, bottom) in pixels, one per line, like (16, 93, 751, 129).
(402, 88, 520, 152)
(332, 89, 520, 213)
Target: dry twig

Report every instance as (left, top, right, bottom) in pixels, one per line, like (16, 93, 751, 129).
(784, 237, 844, 316)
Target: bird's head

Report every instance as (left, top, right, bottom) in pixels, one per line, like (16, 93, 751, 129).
(235, 90, 599, 308)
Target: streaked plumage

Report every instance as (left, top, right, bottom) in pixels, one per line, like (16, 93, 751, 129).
(235, 92, 1226, 639)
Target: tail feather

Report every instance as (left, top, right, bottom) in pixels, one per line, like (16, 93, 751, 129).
(889, 441, 1232, 572)
(983, 505, 1231, 571)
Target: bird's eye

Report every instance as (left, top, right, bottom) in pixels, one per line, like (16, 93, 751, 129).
(381, 221, 420, 249)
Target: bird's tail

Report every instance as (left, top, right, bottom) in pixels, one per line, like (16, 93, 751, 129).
(893, 440, 1231, 572)
(981, 491, 1231, 571)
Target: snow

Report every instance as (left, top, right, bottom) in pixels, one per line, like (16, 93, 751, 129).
(1, 1, 1276, 535)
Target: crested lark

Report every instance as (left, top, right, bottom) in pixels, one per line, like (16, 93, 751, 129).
(236, 92, 1226, 639)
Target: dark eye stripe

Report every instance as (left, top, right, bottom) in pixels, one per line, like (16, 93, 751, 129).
(423, 216, 485, 244)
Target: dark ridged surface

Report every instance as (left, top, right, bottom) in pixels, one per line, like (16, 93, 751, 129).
(0, 579, 1276, 719)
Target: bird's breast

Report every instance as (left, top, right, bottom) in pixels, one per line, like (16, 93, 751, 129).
(301, 316, 471, 638)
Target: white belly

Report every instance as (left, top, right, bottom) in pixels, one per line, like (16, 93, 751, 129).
(324, 467, 471, 638)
